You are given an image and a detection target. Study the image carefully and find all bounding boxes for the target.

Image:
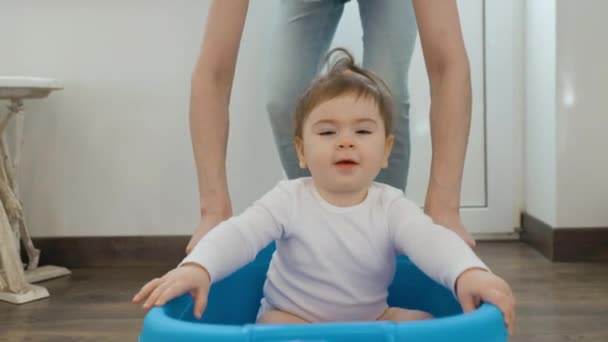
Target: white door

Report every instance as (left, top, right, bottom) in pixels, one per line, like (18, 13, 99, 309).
(332, 1, 516, 235)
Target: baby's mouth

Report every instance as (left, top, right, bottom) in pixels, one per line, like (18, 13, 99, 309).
(335, 160, 358, 165)
(334, 159, 359, 169)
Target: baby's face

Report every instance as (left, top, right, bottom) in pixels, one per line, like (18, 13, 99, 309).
(295, 93, 394, 195)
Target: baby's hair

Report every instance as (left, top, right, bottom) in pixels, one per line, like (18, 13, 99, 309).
(293, 48, 395, 139)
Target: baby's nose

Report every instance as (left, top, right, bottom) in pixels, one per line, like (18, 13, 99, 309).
(337, 137, 355, 149)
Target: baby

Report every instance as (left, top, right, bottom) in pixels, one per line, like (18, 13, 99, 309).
(133, 48, 515, 334)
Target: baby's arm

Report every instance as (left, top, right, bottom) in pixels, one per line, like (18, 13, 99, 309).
(133, 182, 292, 317)
(183, 181, 292, 282)
(387, 196, 488, 293)
(388, 196, 514, 334)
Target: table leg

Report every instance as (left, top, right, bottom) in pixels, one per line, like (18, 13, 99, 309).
(0, 98, 69, 304)
(0, 188, 49, 304)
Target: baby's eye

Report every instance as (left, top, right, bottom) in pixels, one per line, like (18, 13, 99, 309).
(356, 129, 372, 135)
(319, 131, 335, 136)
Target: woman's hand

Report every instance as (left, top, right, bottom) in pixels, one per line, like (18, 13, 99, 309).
(186, 210, 230, 254)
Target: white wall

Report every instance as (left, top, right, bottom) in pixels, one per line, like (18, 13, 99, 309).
(524, 0, 557, 227)
(512, 0, 526, 227)
(7, 1, 602, 237)
(554, 0, 608, 228)
(3, 1, 283, 236)
(524, 0, 608, 229)
(3, 1, 497, 237)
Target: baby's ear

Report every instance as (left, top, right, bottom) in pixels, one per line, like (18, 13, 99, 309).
(294, 137, 307, 168)
(383, 134, 395, 168)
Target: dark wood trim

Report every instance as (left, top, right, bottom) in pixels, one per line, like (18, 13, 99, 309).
(520, 213, 555, 260)
(521, 212, 608, 262)
(31, 236, 189, 268)
(553, 227, 608, 262)
(28, 220, 608, 268)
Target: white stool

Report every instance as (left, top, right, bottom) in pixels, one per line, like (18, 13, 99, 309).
(0, 76, 70, 304)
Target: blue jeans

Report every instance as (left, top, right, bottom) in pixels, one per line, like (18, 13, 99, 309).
(266, 0, 417, 191)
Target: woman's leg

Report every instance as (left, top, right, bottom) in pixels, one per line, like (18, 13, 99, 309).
(266, 0, 346, 179)
(358, 0, 418, 191)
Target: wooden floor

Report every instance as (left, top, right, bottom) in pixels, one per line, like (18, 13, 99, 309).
(1, 242, 607, 341)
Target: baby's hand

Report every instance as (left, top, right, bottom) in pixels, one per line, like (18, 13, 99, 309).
(456, 268, 515, 335)
(132, 263, 211, 319)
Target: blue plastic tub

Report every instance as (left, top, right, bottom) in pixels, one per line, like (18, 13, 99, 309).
(139, 244, 506, 341)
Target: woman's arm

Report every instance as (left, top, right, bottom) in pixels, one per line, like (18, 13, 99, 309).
(412, 0, 475, 247)
(186, 0, 250, 253)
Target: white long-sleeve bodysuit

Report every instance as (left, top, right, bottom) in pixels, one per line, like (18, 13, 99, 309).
(183, 178, 487, 322)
